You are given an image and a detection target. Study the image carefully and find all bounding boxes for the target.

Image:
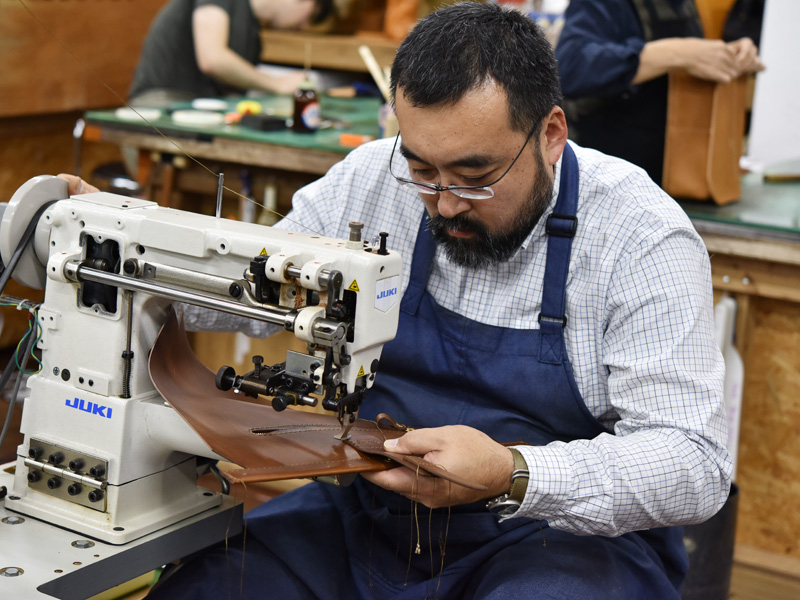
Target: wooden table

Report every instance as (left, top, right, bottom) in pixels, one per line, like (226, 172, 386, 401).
(82, 95, 383, 214)
(678, 176, 800, 579)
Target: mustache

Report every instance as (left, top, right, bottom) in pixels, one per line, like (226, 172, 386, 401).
(426, 213, 488, 237)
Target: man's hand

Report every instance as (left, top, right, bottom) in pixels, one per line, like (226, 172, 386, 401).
(57, 174, 100, 195)
(362, 425, 515, 509)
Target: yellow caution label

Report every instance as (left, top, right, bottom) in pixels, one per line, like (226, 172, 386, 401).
(259, 247, 268, 256)
(357, 365, 366, 378)
(348, 279, 360, 292)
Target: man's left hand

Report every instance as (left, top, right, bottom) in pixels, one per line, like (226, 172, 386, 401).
(362, 425, 515, 508)
(57, 174, 100, 195)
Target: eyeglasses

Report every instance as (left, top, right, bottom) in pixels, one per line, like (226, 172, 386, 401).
(388, 125, 537, 200)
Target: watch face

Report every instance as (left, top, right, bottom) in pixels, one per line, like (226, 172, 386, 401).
(486, 495, 520, 516)
(497, 505, 519, 517)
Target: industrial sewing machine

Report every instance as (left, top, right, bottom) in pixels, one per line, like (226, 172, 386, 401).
(0, 175, 401, 597)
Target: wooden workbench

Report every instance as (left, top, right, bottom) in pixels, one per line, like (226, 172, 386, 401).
(82, 95, 383, 214)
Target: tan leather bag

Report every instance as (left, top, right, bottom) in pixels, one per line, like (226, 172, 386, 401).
(662, 71, 747, 205)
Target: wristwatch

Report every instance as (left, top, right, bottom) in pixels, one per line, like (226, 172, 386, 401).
(486, 447, 529, 517)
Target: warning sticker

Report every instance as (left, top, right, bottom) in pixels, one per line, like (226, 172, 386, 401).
(357, 365, 366, 378)
(259, 247, 268, 256)
(348, 279, 360, 293)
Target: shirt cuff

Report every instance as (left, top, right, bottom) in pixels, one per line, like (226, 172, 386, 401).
(505, 443, 573, 520)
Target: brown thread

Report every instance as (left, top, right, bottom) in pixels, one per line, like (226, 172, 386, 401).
(414, 463, 422, 555)
(434, 479, 452, 600)
(367, 488, 376, 590)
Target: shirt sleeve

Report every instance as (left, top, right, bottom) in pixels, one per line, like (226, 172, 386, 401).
(510, 226, 732, 536)
(555, 0, 646, 97)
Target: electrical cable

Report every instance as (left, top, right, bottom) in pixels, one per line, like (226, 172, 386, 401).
(0, 200, 56, 295)
(0, 198, 53, 452)
(0, 307, 38, 453)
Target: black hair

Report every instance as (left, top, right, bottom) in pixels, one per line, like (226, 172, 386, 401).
(390, 1, 563, 134)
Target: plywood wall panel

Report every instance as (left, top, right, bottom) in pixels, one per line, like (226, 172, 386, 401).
(735, 297, 800, 559)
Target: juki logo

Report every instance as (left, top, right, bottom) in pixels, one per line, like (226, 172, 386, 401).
(65, 397, 113, 419)
(374, 275, 400, 313)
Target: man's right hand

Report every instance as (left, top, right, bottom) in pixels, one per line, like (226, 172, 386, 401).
(57, 174, 100, 195)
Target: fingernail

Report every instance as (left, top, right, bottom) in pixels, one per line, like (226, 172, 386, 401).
(384, 438, 398, 449)
(77, 180, 84, 194)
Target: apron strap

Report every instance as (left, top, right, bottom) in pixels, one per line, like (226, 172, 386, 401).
(539, 143, 580, 365)
(400, 212, 435, 316)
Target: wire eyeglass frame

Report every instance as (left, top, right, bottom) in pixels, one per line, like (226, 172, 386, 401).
(388, 125, 538, 200)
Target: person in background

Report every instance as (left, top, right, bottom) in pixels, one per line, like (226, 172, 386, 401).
(62, 2, 730, 597)
(128, 0, 333, 107)
(555, 0, 764, 185)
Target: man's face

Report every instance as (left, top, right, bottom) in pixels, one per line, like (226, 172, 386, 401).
(393, 82, 557, 268)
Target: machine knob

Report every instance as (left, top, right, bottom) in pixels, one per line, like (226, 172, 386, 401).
(216, 366, 236, 391)
(67, 483, 82, 496)
(89, 464, 106, 478)
(68, 458, 84, 472)
(27, 471, 41, 483)
(28, 446, 43, 459)
(88, 489, 104, 503)
(48, 452, 65, 465)
(47, 477, 61, 489)
(272, 395, 293, 412)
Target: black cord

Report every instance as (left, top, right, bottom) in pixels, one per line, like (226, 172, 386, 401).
(0, 200, 57, 295)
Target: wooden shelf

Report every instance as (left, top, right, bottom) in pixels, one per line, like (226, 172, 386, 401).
(260, 31, 398, 73)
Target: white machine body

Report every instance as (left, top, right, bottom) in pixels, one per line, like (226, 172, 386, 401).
(0, 176, 402, 544)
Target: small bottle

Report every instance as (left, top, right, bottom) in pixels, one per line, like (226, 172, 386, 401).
(292, 78, 321, 133)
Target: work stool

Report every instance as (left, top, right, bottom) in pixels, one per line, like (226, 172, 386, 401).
(72, 117, 141, 197)
(90, 161, 141, 197)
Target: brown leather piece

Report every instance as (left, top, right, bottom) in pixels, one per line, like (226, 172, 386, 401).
(148, 308, 484, 490)
(345, 437, 486, 490)
(662, 71, 747, 205)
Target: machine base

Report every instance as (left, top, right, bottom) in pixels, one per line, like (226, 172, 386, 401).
(0, 465, 243, 600)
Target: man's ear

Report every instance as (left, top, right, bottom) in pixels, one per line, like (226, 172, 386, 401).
(540, 106, 568, 167)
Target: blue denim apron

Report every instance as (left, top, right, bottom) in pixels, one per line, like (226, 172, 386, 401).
(150, 144, 687, 599)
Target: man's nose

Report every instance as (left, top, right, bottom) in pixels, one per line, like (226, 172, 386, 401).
(435, 189, 471, 219)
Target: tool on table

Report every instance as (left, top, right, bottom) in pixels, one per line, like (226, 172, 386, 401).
(358, 45, 391, 103)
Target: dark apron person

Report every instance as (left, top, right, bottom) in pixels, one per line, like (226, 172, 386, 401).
(149, 145, 687, 599)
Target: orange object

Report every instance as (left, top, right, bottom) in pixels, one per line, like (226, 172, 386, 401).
(339, 133, 375, 148)
(82, 123, 103, 143)
(225, 111, 243, 124)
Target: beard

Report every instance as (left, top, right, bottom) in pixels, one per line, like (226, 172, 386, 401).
(426, 149, 553, 269)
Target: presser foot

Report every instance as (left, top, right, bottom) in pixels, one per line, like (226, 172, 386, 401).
(334, 413, 356, 440)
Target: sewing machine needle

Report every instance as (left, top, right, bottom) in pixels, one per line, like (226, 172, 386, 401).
(215, 173, 224, 219)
